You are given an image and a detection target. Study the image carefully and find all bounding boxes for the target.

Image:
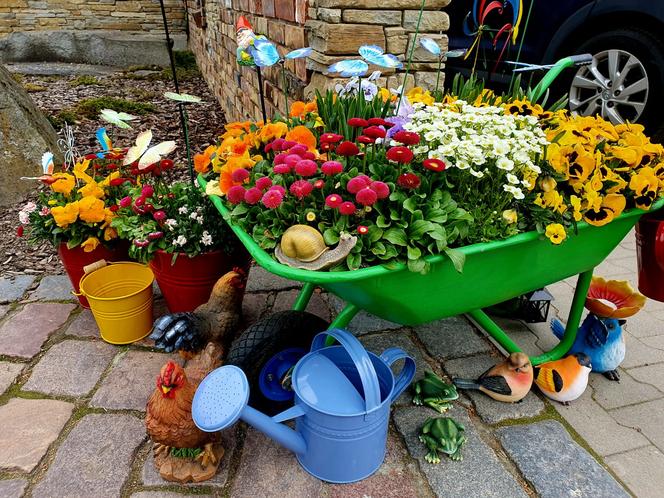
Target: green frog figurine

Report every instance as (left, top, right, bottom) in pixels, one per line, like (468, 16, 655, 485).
(413, 371, 459, 413)
(419, 417, 467, 463)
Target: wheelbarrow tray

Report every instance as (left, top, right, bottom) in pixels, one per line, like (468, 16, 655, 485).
(201, 176, 662, 326)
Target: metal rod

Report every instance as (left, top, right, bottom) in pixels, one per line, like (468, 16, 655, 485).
(256, 66, 268, 123)
(466, 309, 522, 355)
(325, 303, 360, 346)
(292, 282, 316, 312)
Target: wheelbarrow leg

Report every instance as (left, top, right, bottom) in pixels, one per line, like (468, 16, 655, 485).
(324, 303, 360, 346)
(291, 282, 316, 312)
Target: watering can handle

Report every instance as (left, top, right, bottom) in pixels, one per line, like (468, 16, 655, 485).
(380, 347, 416, 403)
(656, 222, 664, 271)
(311, 328, 381, 412)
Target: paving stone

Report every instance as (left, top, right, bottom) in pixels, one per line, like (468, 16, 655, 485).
(0, 361, 23, 394)
(64, 309, 99, 337)
(552, 388, 649, 456)
(133, 492, 212, 498)
(142, 427, 238, 488)
(0, 303, 75, 358)
(0, 304, 9, 319)
(242, 292, 271, 328)
(623, 310, 664, 338)
(393, 406, 528, 498)
(33, 414, 146, 498)
(231, 427, 323, 498)
(606, 445, 664, 498)
(23, 340, 117, 397)
(29, 275, 77, 302)
(621, 332, 664, 368)
(498, 420, 628, 497)
(0, 398, 73, 472)
(246, 265, 301, 292)
(91, 350, 182, 411)
(0, 478, 27, 498)
(524, 320, 565, 352)
(0, 275, 35, 303)
(489, 317, 544, 356)
(271, 289, 331, 322)
(443, 354, 544, 424)
(590, 370, 662, 409)
(414, 316, 492, 360)
(612, 398, 664, 451)
(326, 294, 403, 335)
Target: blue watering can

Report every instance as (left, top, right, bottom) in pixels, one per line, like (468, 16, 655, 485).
(192, 328, 415, 483)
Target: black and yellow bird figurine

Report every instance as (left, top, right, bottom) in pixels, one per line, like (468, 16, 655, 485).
(453, 352, 533, 403)
(533, 353, 592, 405)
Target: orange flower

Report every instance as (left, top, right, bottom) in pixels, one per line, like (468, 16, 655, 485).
(290, 101, 306, 117)
(585, 276, 646, 318)
(219, 153, 257, 193)
(257, 122, 288, 143)
(194, 145, 217, 174)
(286, 125, 317, 151)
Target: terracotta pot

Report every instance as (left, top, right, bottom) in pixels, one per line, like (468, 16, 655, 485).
(58, 242, 130, 308)
(149, 248, 250, 313)
(636, 208, 664, 301)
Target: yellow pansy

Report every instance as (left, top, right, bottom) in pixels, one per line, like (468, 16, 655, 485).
(584, 193, 626, 226)
(205, 179, 223, 197)
(103, 227, 117, 241)
(567, 144, 597, 190)
(502, 209, 518, 224)
(51, 202, 79, 228)
(79, 181, 104, 199)
(546, 143, 571, 176)
(99, 171, 120, 187)
(257, 121, 288, 144)
(570, 195, 583, 222)
(50, 173, 76, 196)
(73, 159, 93, 184)
(81, 237, 100, 253)
(545, 223, 567, 244)
(539, 176, 557, 192)
(406, 87, 435, 106)
(78, 196, 106, 223)
(629, 167, 660, 210)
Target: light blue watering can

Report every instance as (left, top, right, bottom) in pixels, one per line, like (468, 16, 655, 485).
(192, 328, 415, 483)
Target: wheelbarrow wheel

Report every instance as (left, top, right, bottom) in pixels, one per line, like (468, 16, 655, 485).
(226, 310, 329, 415)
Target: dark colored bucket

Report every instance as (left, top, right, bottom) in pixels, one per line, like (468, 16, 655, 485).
(636, 209, 664, 301)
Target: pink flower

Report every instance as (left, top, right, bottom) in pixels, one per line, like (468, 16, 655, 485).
(262, 189, 284, 209)
(256, 177, 273, 190)
(325, 194, 343, 208)
(153, 210, 166, 221)
(370, 181, 390, 199)
(244, 187, 262, 205)
(294, 159, 317, 177)
(336, 141, 360, 157)
(272, 138, 286, 151)
(289, 179, 313, 199)
(274, 153, 288, 165)
(314, 179, 325, 189)
(270, 185, 286, 195)
(320, 133, 343, 143)
(289, 144, 308, 156)
(321, 161, 343, 176)
(273, 164, 291, 174)
(264, 142, 273, 153)
(282, 140, 297, 149)
(148, 231, 164, 240)
(141, 185, 154, 198)
(227, 185, 247, 204)
(284, 154, 302, 168)
(357, 225, 369, 235)
(302, 151, 316, 161)
(347, 175, 372, 194)
(231, 168, 250, 182)
(397, 173, 421, 189)
(119, 196, 132, 208)
(338, 201, 357, 216)
(356, 187, 378, 206)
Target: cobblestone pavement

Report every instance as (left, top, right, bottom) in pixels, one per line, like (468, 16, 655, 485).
(0, 230, 662, 497)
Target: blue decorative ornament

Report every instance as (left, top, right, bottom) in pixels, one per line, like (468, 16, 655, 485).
(253, 40, 281, 67)
(285, 47, 313, 60)
(420, 38, 442, 56)
(358, 44, 403, 69)
(328, 60, 369, 78)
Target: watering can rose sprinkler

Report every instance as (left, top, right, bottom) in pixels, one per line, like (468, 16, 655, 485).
(192, 329, 415, 483)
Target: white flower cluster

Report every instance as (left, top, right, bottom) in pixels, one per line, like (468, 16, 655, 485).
(405, 101, 549, 200)
(164, 219, 178, 231)
(173, 235, 187, 247)
(18, 202, 37, 225)
(201, 231, 213, 246)
(189, 208, 204, 225)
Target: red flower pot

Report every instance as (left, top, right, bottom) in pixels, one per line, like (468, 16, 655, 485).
(58, 242, 130, 308)
(149, 248, 250, 313)
(636, 209, 664, 301)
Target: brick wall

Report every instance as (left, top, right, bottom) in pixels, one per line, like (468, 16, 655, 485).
(188, 0, 452, 122)
(0, 0, 186, 37)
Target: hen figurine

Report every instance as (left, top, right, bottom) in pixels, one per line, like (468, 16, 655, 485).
(453, 352, 533, 403)
(533, 353, 591, 405)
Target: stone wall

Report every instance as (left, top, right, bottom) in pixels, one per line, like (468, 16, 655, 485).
(187, 0, 451, 122)
(0, 0, 186, 38)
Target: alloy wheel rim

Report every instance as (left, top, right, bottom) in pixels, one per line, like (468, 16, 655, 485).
(569, 49, 649, 124)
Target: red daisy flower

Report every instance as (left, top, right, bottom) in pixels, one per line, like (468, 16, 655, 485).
(227, 185, 247, 204)
(356, 187, 378, 206)
(348, 118, 369, 127)
(347, 175, 372, 194)
(393, 131, 421, 146)
(294, 159, 318, 177)
(256, 177, 273, 190)
(231, 168, 250, 182)
(357, 225, 369, 235)
(262, 189, 284, 209)
(338, 201, 357, 216)
(367, 117, 390, 126)
(321, 161, 343, 176)
(289, 179, 314, 199)
(336, 141, 360, 157)
(370, 181, 390, 199)
(357, 135, 375, 145)
(244, 187, 263, 205)
(423, 158, 446, 172)
(397, 173, 421, 190)
(363, 126, 387, 139)
(386, 146, 414, 164)
(325, 194, 343, 208)
(320, 133, 343, 143)
(314, 179, 325, 189)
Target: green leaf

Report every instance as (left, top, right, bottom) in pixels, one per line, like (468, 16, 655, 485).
(409, 220, 436, 239)
(367, 226, 383, 243)
(407, 258, 426, 274)
(323, 228, 340, 245)
(231, 204, 248, 217)
(370, 241, 386, 256)
(407, 245, 421, 260)
(376, 215, 390, 228)
(444, 247, 466, 273)
(383, 228, 408, 246)
(403, 196, 418, 213)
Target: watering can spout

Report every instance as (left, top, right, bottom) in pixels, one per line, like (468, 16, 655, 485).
(241, 405, 307, 455)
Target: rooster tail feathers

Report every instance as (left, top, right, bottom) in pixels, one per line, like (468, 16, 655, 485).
(453, 378, 481, 390)
(550, 318, 565, 340)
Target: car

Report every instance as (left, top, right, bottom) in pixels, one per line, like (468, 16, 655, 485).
(445, 0, 664, 130)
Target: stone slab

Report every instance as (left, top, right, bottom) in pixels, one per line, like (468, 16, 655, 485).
(326, 295, 403, 335)
(91, 350, 181, 411)
(64, 309, 99, 337)
(32, 414, 146, 498)
(231, 427, 323, 498)
(0, 303, 75, 358)
(5, 62, 121, 76)
(0, 398, 73, 472)
(0, 478, 27, 498)
(414, 316, 492, 360)
(606, 445, 664, 498)
(142, 428, 238, 488)
(589, 370, 662, 410)
(0, 275, 35, 303)
(393, 406, 528, 498)
(621, 332, 664, 368)
(272, 289, 331, 322)
(628, 363, 664, 392)
(133, 492, 212, 498)
(497, 420, 628, 498)
(0, 361, 23, 394)
(241, 292, 271, 328)
(443, 354, 544, 424)
(23, 340, 116, 397)
(246, 265, 301, 292)
(612, 398, 664, 451)
(29, 275, 77, 302)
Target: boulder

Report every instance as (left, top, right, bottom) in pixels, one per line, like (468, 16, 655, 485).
(0, 64, 61, 206)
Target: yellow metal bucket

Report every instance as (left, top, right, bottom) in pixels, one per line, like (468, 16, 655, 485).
(78, 261, 154, 345)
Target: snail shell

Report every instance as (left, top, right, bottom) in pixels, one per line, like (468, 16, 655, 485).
(278, 225, 329, 262)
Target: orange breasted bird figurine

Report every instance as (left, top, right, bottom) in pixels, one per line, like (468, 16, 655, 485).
(453, 352, 533, 403)
(533, 353, 592, 405)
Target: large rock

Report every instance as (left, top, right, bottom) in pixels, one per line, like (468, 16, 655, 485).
(0, 64, 61, 206)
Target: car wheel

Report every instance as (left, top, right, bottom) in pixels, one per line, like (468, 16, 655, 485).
(568, 29, 664, 128)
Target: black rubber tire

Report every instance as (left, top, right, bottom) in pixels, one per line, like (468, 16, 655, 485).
(226, 310, 329, 414)
(560, 28, 664, 133)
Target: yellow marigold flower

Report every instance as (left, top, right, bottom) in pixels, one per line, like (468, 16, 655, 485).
(51, 201, 79, 228)
(584, 193, 626, 226)
(79, 181, 104, 199)
(629, 166, 660, 210)
(50, 173, 76, 196)
(570, 195, 583, 222)
(81, 237, 100, 253)
(545, 223, 567, 245)
(78, 196, 106, 223)
(502, 209, 517, 224)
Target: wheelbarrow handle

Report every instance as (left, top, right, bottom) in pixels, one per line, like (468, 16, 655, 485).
(380, 347, 416, 403)
(528, 53, 593, 103)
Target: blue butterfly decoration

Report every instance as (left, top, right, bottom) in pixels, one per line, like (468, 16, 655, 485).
(359, 45, 403, 68)
(420, 38, 442, 56)
(285, 47, 312, 60)
(328, 60, 369, 78)
(251, 39, 281, 67)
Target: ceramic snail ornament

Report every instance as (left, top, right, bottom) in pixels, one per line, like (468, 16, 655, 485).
(275, 225, 357, 270)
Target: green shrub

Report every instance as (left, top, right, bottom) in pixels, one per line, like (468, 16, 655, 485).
(75, 97, 156, 119)
(70, 75, 101, 86)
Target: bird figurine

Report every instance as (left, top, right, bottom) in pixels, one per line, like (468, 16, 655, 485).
(453, 352, 533, 403)
(550, 276, 645, 382)
(533, 353, 592, 405)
